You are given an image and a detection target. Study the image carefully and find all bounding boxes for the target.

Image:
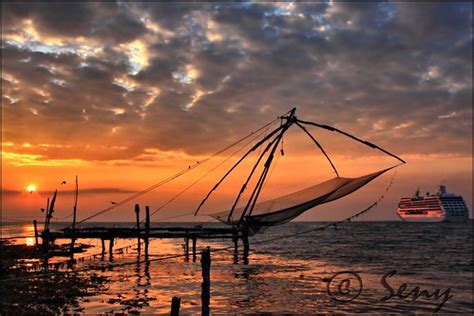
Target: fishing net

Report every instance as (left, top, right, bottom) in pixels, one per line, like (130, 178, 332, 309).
(210, 166, 394, 233)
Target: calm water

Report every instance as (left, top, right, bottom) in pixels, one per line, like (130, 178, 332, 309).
(2, 221, 473, 313)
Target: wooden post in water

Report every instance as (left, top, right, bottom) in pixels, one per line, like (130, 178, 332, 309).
(233, 236, 239, 264)
(184, 237, 189, 261)
(101, 238, 105, 260)
(192, 237, 197, 262)
(242, 234, 249, 265)
(145, 206, 150, 260)
(171, 296, 181, 316)
(109, 238, 114, 262)
(33, 220, 39, 246)
(135, 204, 141, 256)
(201, 247, 211, 316)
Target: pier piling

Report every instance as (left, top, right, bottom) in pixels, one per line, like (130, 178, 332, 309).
(171, 296, 181, 316)
(33, 220, 39, 246)
(201, 247, 211, 316)
(101, 238, 105, 260)
(242, 234, 249, 265)
(109, 238, 114, 262)
(135, 204, 141, 256)
(192, 237, 197, 262)
(233, 236, 238, 264)
(184, 237, 189, 261)
(145, 206, 150, 260)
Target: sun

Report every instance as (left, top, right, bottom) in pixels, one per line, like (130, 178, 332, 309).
(27, 184, 36, 193)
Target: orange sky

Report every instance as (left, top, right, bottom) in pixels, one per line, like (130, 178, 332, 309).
(1, 2, 472, 222)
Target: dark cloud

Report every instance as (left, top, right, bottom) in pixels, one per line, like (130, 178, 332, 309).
(1, 2, 472, 161)
(2, 2, 147, 44)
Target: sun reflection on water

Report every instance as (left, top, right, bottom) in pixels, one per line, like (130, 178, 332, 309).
(23, 224, 36, 246)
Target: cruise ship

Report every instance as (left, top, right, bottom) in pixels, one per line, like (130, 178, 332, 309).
(397, 185, 470, 222)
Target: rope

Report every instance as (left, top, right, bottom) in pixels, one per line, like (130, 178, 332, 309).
(67, 117, 280, 228)
(53, 212, 74, 220)
(144, 124, 273, 224)
(0, 171, 397, 283)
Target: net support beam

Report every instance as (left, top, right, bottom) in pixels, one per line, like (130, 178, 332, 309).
(227, 129, 287, 223)
(194, 122, 286, 216)
(297, 119, 406, 164)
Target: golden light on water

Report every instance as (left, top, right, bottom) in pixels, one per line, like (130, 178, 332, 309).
(25, 237, 35, 246)
(26, 184, 36, 193)
(23, 224, 36, 246)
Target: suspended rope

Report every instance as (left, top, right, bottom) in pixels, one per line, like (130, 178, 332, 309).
(67, 116, 281, 228)
(53, 212, 74, 220)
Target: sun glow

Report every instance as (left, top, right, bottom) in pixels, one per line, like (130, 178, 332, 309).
(27, 184, 37, 193)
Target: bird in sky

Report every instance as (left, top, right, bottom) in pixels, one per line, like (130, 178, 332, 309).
(60, 181, 67, 185)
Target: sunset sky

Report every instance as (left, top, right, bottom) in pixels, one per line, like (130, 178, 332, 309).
(1, 2, 472, 222)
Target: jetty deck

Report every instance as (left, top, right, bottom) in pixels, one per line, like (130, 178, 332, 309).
(37, 204, 250, 263)
(49, 226, 242, 240)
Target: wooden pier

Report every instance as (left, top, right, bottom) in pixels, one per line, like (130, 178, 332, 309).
(39, 204, 250, 263)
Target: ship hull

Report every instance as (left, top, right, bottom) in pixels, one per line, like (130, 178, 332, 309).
(397, 213, 445, 222)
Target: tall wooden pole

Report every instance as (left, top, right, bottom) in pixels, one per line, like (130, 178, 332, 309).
(70, 175, 79, 262)
(135, 204, 141, 256)
(145, 205, 150, 260)
(33, 220, 39, 246)
(72, 175, 78, 230)
(43, 197, 50, 231)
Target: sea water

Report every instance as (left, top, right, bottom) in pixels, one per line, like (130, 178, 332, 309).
(1, 221, 473, 313)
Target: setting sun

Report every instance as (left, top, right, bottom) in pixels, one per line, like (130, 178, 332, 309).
(26, 184, 36, 193)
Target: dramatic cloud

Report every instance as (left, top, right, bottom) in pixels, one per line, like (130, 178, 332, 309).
(2, 2, 472, 163)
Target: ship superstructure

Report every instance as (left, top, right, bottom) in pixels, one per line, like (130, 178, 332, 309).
(397, 185, 469, 222)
